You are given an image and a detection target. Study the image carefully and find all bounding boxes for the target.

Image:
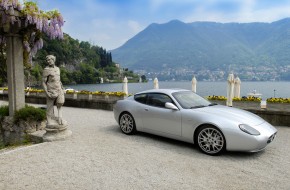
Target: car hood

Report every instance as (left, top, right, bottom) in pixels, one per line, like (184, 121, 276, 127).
(197, 105, 265, 126)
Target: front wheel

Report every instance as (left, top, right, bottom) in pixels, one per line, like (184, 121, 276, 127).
(196, 126, 226, 155)
(119, 113, 136, 135)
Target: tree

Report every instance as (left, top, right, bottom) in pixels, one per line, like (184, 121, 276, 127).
(141, 75, 147, 82)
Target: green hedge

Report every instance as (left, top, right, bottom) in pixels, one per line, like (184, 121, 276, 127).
(0, 105, 9, 120)
(14, 105, 46, 124)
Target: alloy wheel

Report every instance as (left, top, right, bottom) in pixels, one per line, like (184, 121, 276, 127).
(197, 127, 225, 155)
(120, 113, 135, 134)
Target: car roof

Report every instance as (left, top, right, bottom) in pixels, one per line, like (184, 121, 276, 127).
(135, 88, 190, 95)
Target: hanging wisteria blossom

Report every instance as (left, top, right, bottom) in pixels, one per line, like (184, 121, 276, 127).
(0, 0, 64, 63)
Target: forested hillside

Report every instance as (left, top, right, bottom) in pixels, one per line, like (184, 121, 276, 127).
(0, 33, 138, 86)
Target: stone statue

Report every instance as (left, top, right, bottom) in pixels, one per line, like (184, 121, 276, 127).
(42, 55, 65, 126)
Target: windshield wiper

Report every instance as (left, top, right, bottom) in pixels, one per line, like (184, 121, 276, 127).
(208, 103, 218, 106)
(190, 105, 206, 109)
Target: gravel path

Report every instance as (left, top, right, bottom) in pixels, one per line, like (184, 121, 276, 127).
(0, 101, 289, 190)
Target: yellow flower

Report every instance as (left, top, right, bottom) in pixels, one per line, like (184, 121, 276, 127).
(206, 95, 227, 100)
(92, 91, 126, 97)
(77, 90, 92, 95)
(233, 96, 261, 102)
(66, 90, 75, 94)
(266, 97, 290, 103)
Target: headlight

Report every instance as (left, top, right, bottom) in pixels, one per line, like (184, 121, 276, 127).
(239, 124, 260, 135)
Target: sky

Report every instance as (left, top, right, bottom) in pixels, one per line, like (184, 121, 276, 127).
(36, 0, 290, 50)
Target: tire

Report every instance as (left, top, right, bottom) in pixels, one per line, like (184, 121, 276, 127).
(119, 113, 136, 135)
(196, 125, 226, 155)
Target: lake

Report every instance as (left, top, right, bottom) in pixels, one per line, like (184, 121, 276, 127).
(64, 81, 290, 99)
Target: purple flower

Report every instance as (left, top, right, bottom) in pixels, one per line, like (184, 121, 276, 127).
(17, 3, 22, 11)
(34, 39, 43, 50)
(10, 15, 16, 25)
(23, 41, 31, 52)
(57, 15, 64, 27)
(1, 0, 9, 10)
(29, 32, 36, 43)
(26, 15, 32, 25)
(31, 45, 37, 56)
(42, 18, 49, 33)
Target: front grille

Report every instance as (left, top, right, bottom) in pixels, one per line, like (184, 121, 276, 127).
(267, 132, 277, 143)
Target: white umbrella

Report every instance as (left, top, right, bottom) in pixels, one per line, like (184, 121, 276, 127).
(153, 77, 159, 89)
(226, 73, 235, 106)
(234, 77, 241, 98)
(191, 76, 197, 93)
(123, 76, 128, 96)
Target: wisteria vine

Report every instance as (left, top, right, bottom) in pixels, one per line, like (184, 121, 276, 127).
(0, 0, 64, 63)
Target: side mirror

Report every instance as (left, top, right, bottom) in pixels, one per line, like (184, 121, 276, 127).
(165, 102, 179, 110)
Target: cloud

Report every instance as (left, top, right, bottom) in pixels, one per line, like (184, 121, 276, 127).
(149, 0, 200, 13)
(127, 20, 143, 33)
(71, 19, 145, 50)
(184, 0, 290, 23)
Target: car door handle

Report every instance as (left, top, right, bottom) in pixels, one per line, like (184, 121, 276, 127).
(144, 108, 149, 111)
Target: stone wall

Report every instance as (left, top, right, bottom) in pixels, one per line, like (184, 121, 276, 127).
(0, 93, 124, 111)
(248, 109, 290, 126)
(0, 116, 46, 146)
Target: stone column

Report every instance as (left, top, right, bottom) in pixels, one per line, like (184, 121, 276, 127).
(154, 77, 159, 89)
(123, 76, 128, 96)
(6, 34, 25, 116)
(191, 76, 197, 93)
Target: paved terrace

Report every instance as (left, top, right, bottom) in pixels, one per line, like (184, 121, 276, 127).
(0, 100, 290, 190)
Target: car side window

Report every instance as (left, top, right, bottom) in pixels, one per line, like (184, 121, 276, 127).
(134, 94, 147, 104)
(147, 93, 173, 108)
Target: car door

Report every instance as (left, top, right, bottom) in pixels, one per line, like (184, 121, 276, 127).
(141, 93, 182, 136)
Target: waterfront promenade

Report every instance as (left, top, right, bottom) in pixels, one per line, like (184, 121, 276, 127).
(0, 100, 290, 190)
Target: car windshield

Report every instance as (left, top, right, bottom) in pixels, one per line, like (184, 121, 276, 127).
(172, 91, 212, 109)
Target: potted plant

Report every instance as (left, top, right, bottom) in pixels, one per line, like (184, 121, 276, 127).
(233, 96, 261, 110)
(266, 98, 290, 111)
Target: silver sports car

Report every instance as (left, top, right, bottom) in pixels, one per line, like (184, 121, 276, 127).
(113, 89, 277, 155)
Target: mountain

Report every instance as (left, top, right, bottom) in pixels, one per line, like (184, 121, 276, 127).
(111, 18, 290, 80)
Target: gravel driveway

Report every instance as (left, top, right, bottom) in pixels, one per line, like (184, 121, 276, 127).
(0, 101, 289, 190)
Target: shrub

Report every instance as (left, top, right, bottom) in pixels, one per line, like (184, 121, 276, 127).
(14, 105, 46, 124)
(0, 105, 9, 120)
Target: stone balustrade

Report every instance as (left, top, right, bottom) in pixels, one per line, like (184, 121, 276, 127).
(0, 93, 125, 111)
(209, 100, 290, 112)
(1, 93, 290, 126)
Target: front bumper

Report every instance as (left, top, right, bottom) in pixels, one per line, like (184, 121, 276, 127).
(225, 122, 277, 152)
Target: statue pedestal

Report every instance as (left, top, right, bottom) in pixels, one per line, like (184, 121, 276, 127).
(43, 119, 72, 142)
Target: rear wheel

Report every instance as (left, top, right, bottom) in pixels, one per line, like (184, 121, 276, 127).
(196, 126, 225, 155)
(119, 113, 136, 135)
